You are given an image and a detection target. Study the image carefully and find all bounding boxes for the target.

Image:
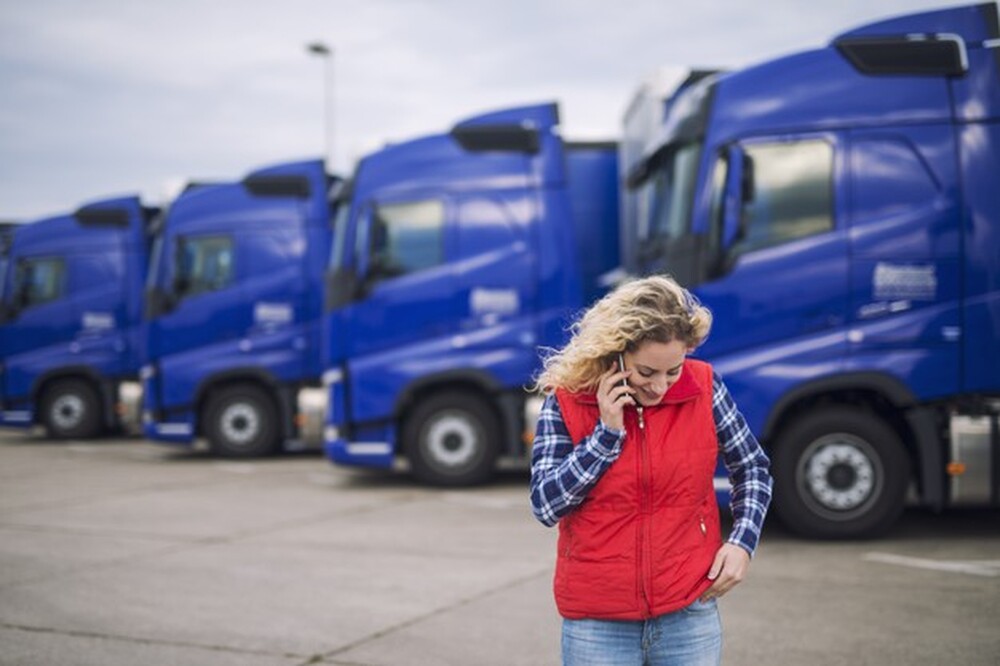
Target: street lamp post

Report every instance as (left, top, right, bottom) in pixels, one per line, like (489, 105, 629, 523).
(306, 41, 334, 170)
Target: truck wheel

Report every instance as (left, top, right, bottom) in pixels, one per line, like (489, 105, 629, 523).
(40, 379, 103, 439)
(773, 407, 910, 539)
(404, 392, 500, 486)
(204, 386, 279, 458)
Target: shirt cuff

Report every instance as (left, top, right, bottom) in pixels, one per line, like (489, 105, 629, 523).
(591, 420, 625, 457)
(727, 528, 760, 559)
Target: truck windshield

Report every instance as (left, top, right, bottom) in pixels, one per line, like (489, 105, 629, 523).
(635, 142, 702, 249)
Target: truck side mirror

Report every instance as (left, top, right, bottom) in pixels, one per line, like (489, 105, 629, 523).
(741, 154, 755, 207)
(14, 280, 31, 311)
(708, 147, 756, 279)
(171, 238, 190, 299)
(172, 274, 190, 297)
(726, 148, 756, 250)
(144, 287, 176, 319)
(324, 268, 358, 311)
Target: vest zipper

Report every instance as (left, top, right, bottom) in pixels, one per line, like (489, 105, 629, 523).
(637, 413, 652, 617)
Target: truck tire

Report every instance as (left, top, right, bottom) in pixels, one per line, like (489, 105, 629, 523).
(40, 379, 103, 439)
(773, 407, 910, 539)
(403, 392, 500, 486)
(204, 385, 280, 458)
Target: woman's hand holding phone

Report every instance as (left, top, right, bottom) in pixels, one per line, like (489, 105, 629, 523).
(597, 355, 635, 432)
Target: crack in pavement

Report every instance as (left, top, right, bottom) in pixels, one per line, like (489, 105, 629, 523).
(0, 621, 312, 661)
(1, 566, 553, 666)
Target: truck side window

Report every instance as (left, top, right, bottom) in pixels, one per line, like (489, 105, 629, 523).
(176, 235, 233, 298)
(368, 200, 444, 280)
(13, 257, 65, 309)
(733, 140, 834, 256)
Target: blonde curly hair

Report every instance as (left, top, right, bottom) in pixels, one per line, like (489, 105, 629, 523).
(533, 275, 712, 394)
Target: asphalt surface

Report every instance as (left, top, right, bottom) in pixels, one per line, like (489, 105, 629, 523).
(1, 429, 998, 665)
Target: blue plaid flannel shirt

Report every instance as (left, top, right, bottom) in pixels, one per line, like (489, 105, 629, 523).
(529, 370, 773, 556)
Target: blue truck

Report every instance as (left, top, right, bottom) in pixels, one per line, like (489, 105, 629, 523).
(0, 197, 154, 438)
(620, 2, 1000, 537)
(322, 102, 620, 485)
(141, 160, 339, 456)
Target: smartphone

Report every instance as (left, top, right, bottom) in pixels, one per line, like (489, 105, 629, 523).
(619, 353, 644, 427)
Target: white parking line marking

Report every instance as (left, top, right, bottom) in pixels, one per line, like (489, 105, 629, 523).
(864, 552, 1000, 577)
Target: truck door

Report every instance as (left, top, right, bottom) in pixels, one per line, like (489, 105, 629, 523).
(151, 231, 244, 407)
(5, 256, 74, 359)
(343, 196, 457, 421)
(697, 134, 850, 383)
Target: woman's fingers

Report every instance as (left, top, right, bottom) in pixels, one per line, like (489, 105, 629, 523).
(597, 368, 634, 432)
(607, 383, 635, 404)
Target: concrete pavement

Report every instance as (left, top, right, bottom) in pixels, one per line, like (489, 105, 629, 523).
(1, 431, 998, 665)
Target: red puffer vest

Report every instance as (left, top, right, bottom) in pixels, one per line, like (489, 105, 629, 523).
(553, 359, 722, 620)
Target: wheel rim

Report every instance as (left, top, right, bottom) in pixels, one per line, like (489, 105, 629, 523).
(424, 412, 481, 470)
(796, 433, 884, 521)
(51, 394, 85, 430)
(219, 403, 260, 446)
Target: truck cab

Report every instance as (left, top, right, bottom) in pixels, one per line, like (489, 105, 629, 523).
(142, 160, 340, 456)
(323, 103, 619, 485)
(0, 197, 154, 438)
(622, 3, 1000, 537)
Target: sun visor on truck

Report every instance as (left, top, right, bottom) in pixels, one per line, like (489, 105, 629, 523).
(450, 124, 541, 154)
(835, 35, 969, 76)
(74, 207, 130, 228)
(242, 174, 311, 198)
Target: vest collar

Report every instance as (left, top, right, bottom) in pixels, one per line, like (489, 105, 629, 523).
(562, 359, 706, 408)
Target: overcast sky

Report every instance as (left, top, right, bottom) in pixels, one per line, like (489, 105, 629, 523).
(0, 0, 957, 220)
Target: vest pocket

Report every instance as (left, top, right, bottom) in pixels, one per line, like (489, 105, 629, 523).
(560, 509, 634, 563)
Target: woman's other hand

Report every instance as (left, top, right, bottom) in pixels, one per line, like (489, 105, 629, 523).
(700, 542, 751, 601)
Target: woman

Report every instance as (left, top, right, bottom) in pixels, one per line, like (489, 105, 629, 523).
(530, 275, 773, 665)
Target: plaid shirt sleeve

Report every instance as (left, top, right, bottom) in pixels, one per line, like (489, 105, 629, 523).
(529, 393, 624, 527)
(713, 370, 773, 557)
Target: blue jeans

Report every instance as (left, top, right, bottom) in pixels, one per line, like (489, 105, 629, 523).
(561, 598, 722, 666)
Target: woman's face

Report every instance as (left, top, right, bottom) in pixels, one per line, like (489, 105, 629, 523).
(623, 339, 689, 407)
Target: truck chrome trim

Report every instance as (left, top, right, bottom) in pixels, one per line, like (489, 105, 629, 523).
(322, 368, 343, 386)
(155, 423, 193, 436)
(345, 442, 392, 456)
